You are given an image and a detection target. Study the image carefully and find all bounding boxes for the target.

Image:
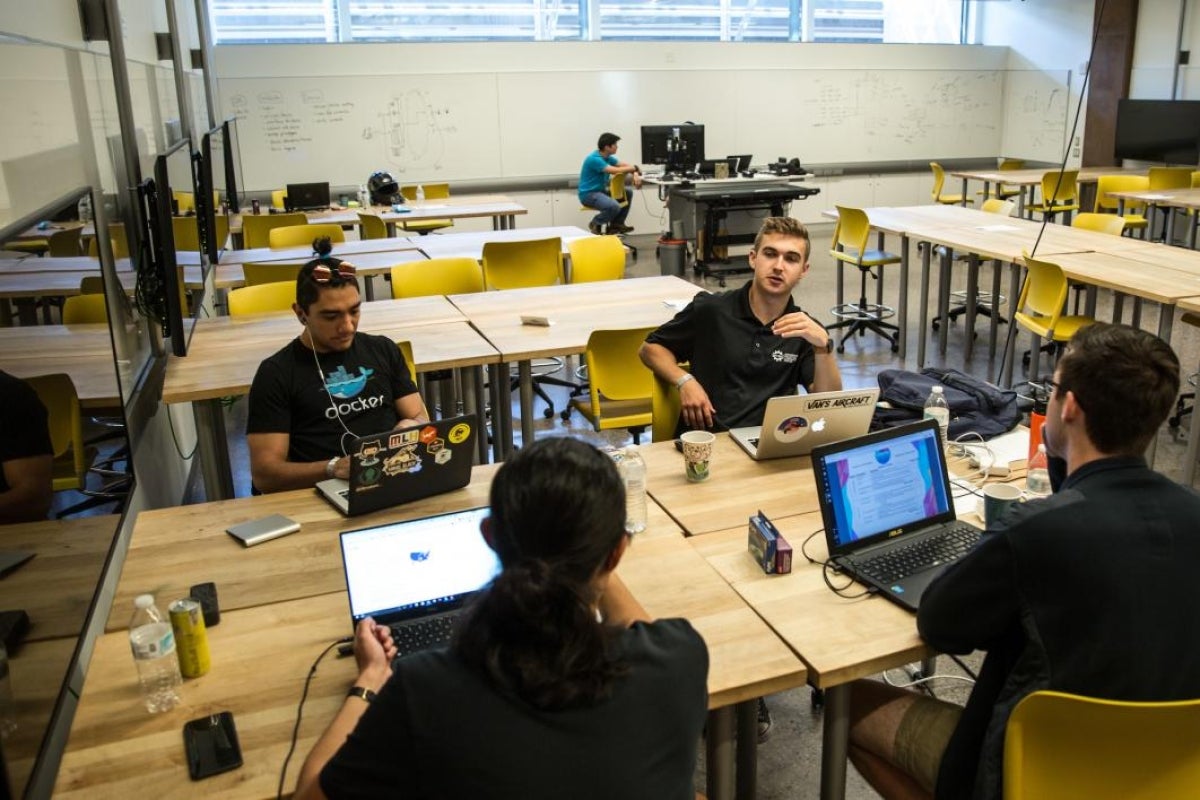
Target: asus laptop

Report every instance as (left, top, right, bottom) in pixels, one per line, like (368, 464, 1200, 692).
(316, 414, 478, 517)
(284, 181, 331, 211)
(339, 506, 501, 657)
(811, 419, 983, 612)
(730, 388, 879, 461)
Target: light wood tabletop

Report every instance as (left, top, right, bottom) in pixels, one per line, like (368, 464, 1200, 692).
(215, 232, 423, 266)
(417, 225, 595, 261)
(0, 324, 122, 407)
(207, 249, 426, 293)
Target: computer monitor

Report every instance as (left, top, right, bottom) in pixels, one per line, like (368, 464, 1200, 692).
(200, 123, 230, 265)
(148, 137, 197, 356)
(641, 124, 705, 174)
(696, 159, 723, 177)
(285, 182, 331, 211)
(223, 118, 247, 213)
(728, 154, 753, 172)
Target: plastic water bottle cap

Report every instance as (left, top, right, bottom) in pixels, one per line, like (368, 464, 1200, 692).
(134, 594, 154, 609)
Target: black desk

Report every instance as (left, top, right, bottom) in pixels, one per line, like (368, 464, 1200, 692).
(669, 184, 820, 285)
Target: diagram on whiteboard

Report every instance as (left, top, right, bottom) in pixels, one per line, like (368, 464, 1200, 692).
(360, 90, 456, 172)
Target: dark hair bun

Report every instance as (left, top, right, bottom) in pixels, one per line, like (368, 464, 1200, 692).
(312, 236, 334, 257)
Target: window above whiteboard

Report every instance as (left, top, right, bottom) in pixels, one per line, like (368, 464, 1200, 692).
(208, 0, 968, 44)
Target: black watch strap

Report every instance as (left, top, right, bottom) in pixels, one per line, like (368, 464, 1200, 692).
(347, 685, 377, 704)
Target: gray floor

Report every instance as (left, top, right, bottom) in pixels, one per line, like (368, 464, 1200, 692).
(215, 221, 1200, 798)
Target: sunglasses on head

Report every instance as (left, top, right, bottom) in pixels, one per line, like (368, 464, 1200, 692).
(310, 262, 357, 283)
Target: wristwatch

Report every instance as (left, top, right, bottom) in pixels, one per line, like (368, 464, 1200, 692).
(325, 456, 339, 479)
(347, 686, 377, 704)
(820, 335, 835, 355)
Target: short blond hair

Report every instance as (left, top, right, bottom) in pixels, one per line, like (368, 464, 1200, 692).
(753, 217, 810, 260)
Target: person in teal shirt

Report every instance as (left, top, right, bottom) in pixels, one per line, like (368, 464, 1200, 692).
(578, 132, 642, 235)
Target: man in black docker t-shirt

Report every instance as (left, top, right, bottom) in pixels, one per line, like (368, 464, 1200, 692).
(640, 216, 842, 434)
(0, 370, 53, 523)
(246, 255, 426, 493)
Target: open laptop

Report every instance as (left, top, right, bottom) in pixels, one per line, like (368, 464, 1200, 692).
(730, 388, 879, 460)
(727, 154, 753, 172)
(811, 419, 983, 612)
(339, 506, 501, 657)
(316, 414, 478, 517)
(284, 181, 331, 211)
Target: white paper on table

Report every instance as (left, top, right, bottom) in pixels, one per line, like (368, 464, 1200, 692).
(663, 298, 691, 311)
(975, 224, 1021, 232)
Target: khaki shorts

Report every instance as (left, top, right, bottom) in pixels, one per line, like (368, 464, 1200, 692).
(893, 694, 963, 792)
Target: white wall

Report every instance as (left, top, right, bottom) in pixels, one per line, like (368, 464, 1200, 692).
(1131, 0, 1197, 99)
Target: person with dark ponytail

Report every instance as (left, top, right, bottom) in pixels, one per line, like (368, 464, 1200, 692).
(246, 236, 428, 492)
(296, 437, 709, 800)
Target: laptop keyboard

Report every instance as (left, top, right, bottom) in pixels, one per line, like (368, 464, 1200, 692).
(855, 523, 981, 584)
(389, 614, 458, 657)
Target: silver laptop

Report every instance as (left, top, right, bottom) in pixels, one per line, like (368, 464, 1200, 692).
(729, 388, 880, 460)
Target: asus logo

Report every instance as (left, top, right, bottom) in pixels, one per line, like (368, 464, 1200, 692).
(886, 528, 903, 538)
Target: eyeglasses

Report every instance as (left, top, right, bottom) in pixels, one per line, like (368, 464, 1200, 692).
(310, 262, 357, 283)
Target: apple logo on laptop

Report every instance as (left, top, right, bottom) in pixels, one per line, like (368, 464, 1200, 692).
(811, 417, 827, 433)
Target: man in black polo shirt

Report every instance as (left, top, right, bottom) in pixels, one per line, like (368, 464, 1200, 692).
(639, 216, 842, 436)
(0, 370, 53, 523)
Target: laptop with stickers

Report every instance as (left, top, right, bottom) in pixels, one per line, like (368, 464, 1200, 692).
(729, 388, 879, 460)
(316, 414, 478, 516)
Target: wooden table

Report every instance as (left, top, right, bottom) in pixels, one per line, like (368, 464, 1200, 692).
(56, 473, 806, 800)
(215, 233, 423, 266)
(417, 225, 594, 262)
(0, 324, 122, 408)
(165, 298, 499, 500)
(450, 275, 704, 454)
(950, 166, 1145, 216)
(208, 249, 426, 299)
(1107, 186, 1200, 248)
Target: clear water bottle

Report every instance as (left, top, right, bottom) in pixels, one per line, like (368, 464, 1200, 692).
(415, 184, 425, 202)
(78, 193, 92, 223)
(358, 184, 370, 208)
(620, 445, 647, 534)
(923, 385, 950, 440)
(1026, 443, 1052, 498)
(129, 594, 182, 713)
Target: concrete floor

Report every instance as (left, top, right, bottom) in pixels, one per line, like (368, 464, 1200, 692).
(215, 220, 1200, 798)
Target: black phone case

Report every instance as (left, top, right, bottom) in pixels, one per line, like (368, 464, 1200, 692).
(184, 712, 242, 780)
(189, 582, 220, 627)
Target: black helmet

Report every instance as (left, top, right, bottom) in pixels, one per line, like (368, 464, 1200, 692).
(367, 171, 400, 205)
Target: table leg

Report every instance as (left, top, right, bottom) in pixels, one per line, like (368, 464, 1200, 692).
(897, 234, 909, 360)
(518, 360, 534, 449)
(487, 363, 509, 461)
(987, 259, 1002, 369)
(938, 248, 952, 356)
(1145, 307, 1176, 469)
(363, 276, 375, 302)
(0, 298, 11, 327)
(193, 398, 234, 500)
(706, 706, 735, 800)
(735, 700, 758, 799)
(1001, 263, 1021, 387)
(1166, 208, 1177, 246)
(959, 177, 968, 206)
(964, 253, 979, 361)
(1017, 187, 1028, 219)
(917, 243, 931, 370)
(1189, 212, 1198, 250)
(820, 685, 850, 800)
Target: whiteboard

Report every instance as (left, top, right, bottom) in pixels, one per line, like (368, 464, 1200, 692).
(1000, 70, 1072, 162)
(223, 67, 1059, 189)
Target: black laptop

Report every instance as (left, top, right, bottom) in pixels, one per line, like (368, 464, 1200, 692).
(811, 419, 982, 612)
(316, 414, 479, 517)
(284, 181, 331, 211)
(339, 506, 501, 657)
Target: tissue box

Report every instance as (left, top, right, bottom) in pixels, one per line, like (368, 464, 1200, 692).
(748, 511, 792, 574)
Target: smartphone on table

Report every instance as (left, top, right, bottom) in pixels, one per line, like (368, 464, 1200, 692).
(183, 710, 243, 780)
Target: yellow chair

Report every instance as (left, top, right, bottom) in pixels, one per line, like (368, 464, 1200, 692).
(7, 237, 48, 255)
(977, 157, 1025, 201)
(651, 371, 684, 443)
(936, 198, 1015, 335)
(47, 227, 84, 257)
(930, 162, 971, 205)
(268, 223, 345, 250)
(358, 212, 388, 240)
(481, 237, 563, 290)
(565, 327, 656, 443)
(1015, 252, 1095, 379)
(1072, 212, 1126, 237)
(980, 198, 1016, 216)
(241, 212, 306, 249)
(827, 206, 901, 353)
(25, 373, 89, 494)
(172, 216, 202, 252)
(1028, 170, 1080, 223)
(567, 235, 626, 283)
(63, 293, 108, 324)
(399, 184, 453, 235)
(1193, 171, 1200, 188)
(1003, 690, 1200, 800)
(1148, 166, 1192, 191)
(390, 258, 484, 299)
(271, 189, 288, 211)
(1093, 174, 1149, 236)
(228, 281, 296, 316)
(173, 191, 195, 214)
(86, 223, 129, 259)
(242, 261, 306, 288)
(79, 276, 104, 295)
(606, 174, 639, 259)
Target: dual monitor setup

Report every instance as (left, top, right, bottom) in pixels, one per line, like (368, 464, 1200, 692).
(640, 123, 753, 179)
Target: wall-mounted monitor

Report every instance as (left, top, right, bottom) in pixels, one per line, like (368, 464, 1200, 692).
(223, 118, 247, 213)
(1114, 100, 1200, 165)
(200, 123, 232, 265)
(141, 137, 196, 356)
(641, 124, 705, 174)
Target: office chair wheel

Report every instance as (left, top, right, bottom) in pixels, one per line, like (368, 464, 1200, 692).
(891, 342, 900, 353)
(836, 343, 846, 354)
(543, 407, 554, 419)
(559, 408, 572, 422)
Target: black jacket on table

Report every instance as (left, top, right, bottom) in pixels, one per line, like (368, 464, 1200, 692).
(918, 456, 1200, 800)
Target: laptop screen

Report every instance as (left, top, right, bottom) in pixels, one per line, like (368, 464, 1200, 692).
(285, 181, 331, 211)
(812, 420, 955, 553)
(340, 507, 501, 625)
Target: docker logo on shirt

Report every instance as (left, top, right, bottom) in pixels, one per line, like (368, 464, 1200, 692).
(323, 365, 385, 419)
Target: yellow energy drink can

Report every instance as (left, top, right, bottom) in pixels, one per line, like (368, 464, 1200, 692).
(169, 598, 211, 678)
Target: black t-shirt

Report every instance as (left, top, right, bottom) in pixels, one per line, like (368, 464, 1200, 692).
(320, 618, 709, 800)
(246, 332, 419, 463)
(645, 283, 818, 431)
(0, 371, 53, 494)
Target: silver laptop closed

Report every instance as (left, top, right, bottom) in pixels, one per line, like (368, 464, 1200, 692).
(729, 388, 879, 460)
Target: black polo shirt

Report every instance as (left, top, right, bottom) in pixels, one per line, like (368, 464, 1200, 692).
(645, 283, 817, 431)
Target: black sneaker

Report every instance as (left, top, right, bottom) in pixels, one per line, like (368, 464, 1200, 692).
(588, 222, 603, 235)
(757, 697, 773, 743)
(612, 223, 635, 234)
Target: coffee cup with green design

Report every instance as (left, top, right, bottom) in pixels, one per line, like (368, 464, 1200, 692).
(680, 430, 716, 482)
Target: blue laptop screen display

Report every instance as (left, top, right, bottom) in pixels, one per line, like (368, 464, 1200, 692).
(817, 425, 951, 549)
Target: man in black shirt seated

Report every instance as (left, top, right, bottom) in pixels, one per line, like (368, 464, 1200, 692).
(246, 239, 428, 493)
(846, 323, 1200, 800)
(0, 370, 53, 523)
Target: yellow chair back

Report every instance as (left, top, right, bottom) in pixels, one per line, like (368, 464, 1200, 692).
(573, 327, 656, 434)
(228, 281, 296, 316)
(567, 236, 626, 283)
(1148, 166, 1192, 191)
(833, 206, 872, 252)
(87, 223, 129, 259)
(271, 189, 288, 211)
(1072, 212, 1125, 236)
(1094, 174, 1149, 213)
(396, 340, 419, 385)
(482, 238, 563, 290)
(421, 183, 450, 200)
(651, 367, 688, 443)
(47, 227, 83, 257)
(173, 191, 195, 214)
(609, 173, 630, 205)
(981, 198, 1016, 216)
(358, 212, 388, 240)
(929, 161, 947, 201)
(1038, 169, 1079, 207)
(172, 216, 201, 252)
(241, 212, 307, 249)
(1192, 171, 1200, 189)
(1003, 690, 1200, 800)
(391, 258, 484, 299)
(242, 262, 306, 288)
(399, 185, 453, 234)
(63, 293, 108, 324)
(1014, 253, 1094, 344)
(26, 373, 88, 492)
(268, 223, 345, 250)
